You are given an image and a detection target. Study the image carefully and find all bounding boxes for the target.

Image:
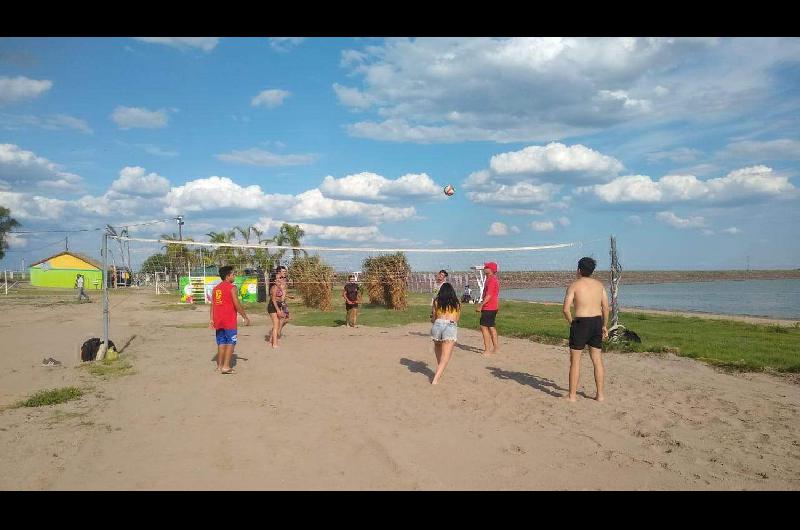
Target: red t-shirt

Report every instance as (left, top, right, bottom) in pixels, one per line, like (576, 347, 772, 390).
(212, 280, 238, 330)
(482, 275, 500, 310)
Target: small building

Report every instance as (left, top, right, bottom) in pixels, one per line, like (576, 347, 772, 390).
(29, 251, 103, 290)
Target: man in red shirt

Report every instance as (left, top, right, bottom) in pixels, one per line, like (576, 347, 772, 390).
(476, 261, 500, 355)
(209, 265, 250, 374)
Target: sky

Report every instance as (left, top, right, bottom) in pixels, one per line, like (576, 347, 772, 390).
(1, 37, 799, 271)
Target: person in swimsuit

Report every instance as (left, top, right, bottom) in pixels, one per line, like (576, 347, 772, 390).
(267, 270, 282, 348)
(562, 257, 610, 402)
(430, 282, 460, 385)
(276, 265, 290, 338)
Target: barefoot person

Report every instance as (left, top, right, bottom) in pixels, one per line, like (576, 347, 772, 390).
(342, 274, 361, 327)
(562, 257, 609, 402)
(476, 262, 500, 355)
(266, 270, 282, 348)
(209, 265, 250, 374)
(276, 265, 290, 338)
(430, 282, 460, 385)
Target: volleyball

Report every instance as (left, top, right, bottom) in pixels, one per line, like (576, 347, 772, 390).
(443, 184, 455, 196)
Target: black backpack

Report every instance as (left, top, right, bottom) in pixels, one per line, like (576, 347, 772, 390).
(80, 338, 116, 362)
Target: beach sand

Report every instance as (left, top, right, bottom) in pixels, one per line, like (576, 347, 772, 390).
(0, 291, 798, 490)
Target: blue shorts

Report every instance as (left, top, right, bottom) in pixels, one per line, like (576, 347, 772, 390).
(431, 318, 458, 342)
(215, 329, 238, 346)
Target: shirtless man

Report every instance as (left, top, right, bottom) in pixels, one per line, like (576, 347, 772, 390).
(562, 257, 609, 402)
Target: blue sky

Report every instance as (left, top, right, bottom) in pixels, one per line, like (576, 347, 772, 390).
(1, 37, 799, 271)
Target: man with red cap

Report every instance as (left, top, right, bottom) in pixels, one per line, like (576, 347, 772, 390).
(476, 261, 500, 355)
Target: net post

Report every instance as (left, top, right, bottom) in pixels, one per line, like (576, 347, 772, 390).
(100, 230, 109, 362)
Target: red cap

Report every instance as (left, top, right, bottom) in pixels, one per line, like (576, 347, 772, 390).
(483, 262, 498, 273)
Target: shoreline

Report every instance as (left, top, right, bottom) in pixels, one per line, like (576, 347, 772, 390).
(511, 299, 798, 326)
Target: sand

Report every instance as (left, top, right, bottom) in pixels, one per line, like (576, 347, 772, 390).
(0, 291, 798, 490)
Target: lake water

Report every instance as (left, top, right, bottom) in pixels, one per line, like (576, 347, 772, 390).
(504, 279, 800, 320)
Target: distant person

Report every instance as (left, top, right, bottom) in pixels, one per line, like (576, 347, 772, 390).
(267, 270, 283, 348)
(562, 257, 609, 402)
(476, 262, 500, 355)
(430, 282, 460, 385)
(461, 283, 472, 304)
(75, 274, 90, 303)
(276, 265, 290, 337)
(430, 269, 448, 320)
(210, 265, 250, 374)
(342, 274, 361, 327)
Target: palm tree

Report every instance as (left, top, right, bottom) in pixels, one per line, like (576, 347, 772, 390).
(160, 232, 193, 275)
(274, 223, 307, 262)
(206, 230, 235, 265)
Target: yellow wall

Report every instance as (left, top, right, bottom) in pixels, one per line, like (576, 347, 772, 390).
(46, 254, 98, 270)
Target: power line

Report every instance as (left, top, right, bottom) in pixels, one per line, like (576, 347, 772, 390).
(9, 217, 178, 235)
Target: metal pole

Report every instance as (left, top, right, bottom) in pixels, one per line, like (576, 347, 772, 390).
(101, 231, 109, 361)
(610, 235, 620, 329)
(4, 270, 7, 295)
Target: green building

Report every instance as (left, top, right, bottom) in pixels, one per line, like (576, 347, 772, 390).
(29, 251, 104, 290)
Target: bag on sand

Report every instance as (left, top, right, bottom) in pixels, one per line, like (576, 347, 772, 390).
(80, 338, 117, 362)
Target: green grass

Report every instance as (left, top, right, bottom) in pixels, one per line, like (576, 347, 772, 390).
(163, 291, 800, 373)
(84, 357, 136, 378)
(15, 387, 84, 408)
(249, 292, 800, 373)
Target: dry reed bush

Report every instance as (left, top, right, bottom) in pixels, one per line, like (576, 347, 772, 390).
(362, 256, 385, 305)
(361, 253, 410, 310)
(288, 256, 334, 311)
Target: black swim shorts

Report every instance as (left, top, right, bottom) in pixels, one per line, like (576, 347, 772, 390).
(345, 303, 358, 311)
(480, 309, 498, 327)
(267, 300, 278, 314)
(569, 316, 604, 350)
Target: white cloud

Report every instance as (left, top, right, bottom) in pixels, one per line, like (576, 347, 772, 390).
(511, 225, 520, 233)
(428, 239, 444, 245)
(646, 147, 702, 164)
(6, 232, 26, 248)
(268, 38, 306, 52)
(531, 220, 555, 231)
(0, 113, 92, 134)
(164, 176, 294, 215)
(286, 189, 416, 225)
(134, 37, 219, 52)
(499, 208, 544, 216)
(722, 227, 742, 234)
(724, 139, 800, 161)
(656, 211, 706, 229)
(255, 217, 400, 243)
(142, 145, 178, 157)
(0, 76, 52, 106)
(583, 165, 795, 205)
(319, 172, 442, 202)
(111, 106, 169, 129)
(0, 190, 71, 220)
(337, 37, 797, 143)
(487, 222, 509, 236)
(110, 166, 170, 197)
(251, 89, 290, 108)
(0, 144, 83, 192)
(467, 182, 561, 207)
(163, 177, 415, 227)
(489, 143, 623, 181)
(333, 83, 374, 109)
(216, 148, 316, 166)
(627, 215, 642, 225)
(557, 216, 570, 227)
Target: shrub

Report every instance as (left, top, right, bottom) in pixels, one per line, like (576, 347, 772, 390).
(288, 256, 334, 311)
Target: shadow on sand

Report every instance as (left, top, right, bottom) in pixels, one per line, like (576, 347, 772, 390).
(486, 367, 589, 399)
(400, 358, 434, 382)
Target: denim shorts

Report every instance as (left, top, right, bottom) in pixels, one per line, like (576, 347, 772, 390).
(215, 329, 238, 345)
(431, 318, 458, 342)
